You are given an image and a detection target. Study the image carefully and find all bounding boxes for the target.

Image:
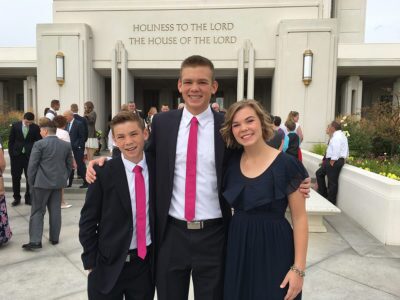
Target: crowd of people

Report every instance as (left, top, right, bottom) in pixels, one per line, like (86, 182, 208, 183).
(0, 54, 350, 300)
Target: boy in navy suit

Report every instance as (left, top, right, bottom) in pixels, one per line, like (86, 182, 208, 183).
(79, 111, 155, 300)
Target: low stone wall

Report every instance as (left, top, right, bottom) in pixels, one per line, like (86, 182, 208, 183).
(302, 150, 400, 246)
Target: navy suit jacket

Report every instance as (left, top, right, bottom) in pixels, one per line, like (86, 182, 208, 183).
(67, 119, 85, 150)
(146, 109, 232, 248)
(8, 121, 42, 157)
(73, 113, 89, 142)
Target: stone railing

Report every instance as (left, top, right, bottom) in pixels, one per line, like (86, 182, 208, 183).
(302, 150, 400, 246)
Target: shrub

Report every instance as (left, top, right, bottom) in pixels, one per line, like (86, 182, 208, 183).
(0, 111, 24, 149)
(310, 143, 327, 156)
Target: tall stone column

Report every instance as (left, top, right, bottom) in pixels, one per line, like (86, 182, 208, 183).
(111, 42, 121, 118)
(121, 43, 134, 106)
(393, 78, 400, 107)
(0, 82, 4, 112)
(340, 76, 362, 117)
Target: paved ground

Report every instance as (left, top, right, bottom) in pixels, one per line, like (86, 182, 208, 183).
(2, 189, 400, 300)
(0, 147, 399, 300)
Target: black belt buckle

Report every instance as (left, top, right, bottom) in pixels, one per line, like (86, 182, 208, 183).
(187, 221, 204, 230)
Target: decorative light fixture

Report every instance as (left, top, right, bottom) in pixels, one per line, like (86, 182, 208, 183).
(302, 49, 313, 86)
(56, 52, 65, 86)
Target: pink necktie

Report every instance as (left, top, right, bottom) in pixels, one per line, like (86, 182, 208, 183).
(185, 117, 198, 221)
(133, 165, 146, 259)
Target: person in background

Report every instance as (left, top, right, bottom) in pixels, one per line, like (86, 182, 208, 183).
(84, 101, 98, 162)
(220, 99, 308, 300)
(64, 110, 88, 188)
(160, 104, 170, 112)
(146, 106, 158, 127)
(177, 102, 185, 109)
(0, 137, 12, 246)
(22, 118, 73, 250)
(45, 99, 60, 120)
(71, 103, 89, 143)
(128, 101, 146, 119)
(315, 121, 349, 205)
(283, 111, 303, 143)
(8, 112, 42, 206)
(267, 115, 285, 151)
(54, 115, 76, 209)
(283, 120, 301, 160)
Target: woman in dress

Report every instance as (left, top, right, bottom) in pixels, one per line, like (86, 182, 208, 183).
(0, 138, 12, 246)
(84, 101, 98, 161)
(220, 100, 308, 300)
(53, 116, 76, 209)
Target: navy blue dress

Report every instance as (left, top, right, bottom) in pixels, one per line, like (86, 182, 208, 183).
(223, 151, 308, 300)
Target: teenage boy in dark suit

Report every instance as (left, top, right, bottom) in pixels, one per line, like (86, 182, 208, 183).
(79, 111, 155, 300)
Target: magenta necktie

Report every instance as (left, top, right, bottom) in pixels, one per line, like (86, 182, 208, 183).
(185, 117, 198, 221)
(133, 165, 146, 259)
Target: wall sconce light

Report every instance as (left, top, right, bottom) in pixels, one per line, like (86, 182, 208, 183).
(56, 52, 65, 86)
(302, 49, 313, 86)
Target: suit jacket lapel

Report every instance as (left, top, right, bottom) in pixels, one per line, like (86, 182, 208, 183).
(111, 157, 133, 216)
(167, 110, 183, 191)
(213, 110, 224, 192)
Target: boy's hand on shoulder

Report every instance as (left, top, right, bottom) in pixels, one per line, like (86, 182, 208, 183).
(86, 156, 108, 183)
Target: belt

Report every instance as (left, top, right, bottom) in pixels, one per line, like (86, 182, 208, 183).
(168, 216, 223, 230)
(126, 246, 151, 262)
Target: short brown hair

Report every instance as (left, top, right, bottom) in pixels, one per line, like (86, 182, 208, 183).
(285, 120, 296, 131)
(70, 103, 79, 113)
(330, 121, 341, 131)
(110, 111, 145, 134)
(180, 55, 215, 81)
(53, 115, 67, 128)
(220, 99, 274, 149)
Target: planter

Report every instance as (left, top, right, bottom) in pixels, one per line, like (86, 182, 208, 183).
(302, 150, 400, 245)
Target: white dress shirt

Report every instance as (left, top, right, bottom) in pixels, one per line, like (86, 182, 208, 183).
(169, 106, 222, 221)
(45, 109, 57, 120)
(56, 128, 71, 143)
(326, 130, 349, 160)
(121, 154, 152, 250)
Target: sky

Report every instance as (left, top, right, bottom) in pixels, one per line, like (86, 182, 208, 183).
(0, 0, 399, 46)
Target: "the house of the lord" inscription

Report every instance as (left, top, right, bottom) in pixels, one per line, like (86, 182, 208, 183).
(128, 22, 237, 46)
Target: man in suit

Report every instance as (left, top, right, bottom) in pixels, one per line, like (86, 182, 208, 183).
(71, 103, 89, 142)
(80, 111, 155, 299)
(22, 118, 73, 250)
(8, 112, 42, 206)
(69, 104, 89, 187)
(64, 110, 88, 188)
(45, 99, 60, 120)
(128, 101, 145, 120)
(146, 55, 231, 300)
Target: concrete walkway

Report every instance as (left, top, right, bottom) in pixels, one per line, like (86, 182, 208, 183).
(1, 191, 400, 300)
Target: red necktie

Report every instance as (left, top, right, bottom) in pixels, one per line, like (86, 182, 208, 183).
(133, 165, 146, 259)
(185, 117, 198, 221)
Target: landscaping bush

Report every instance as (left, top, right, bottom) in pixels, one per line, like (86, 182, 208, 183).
(0, 111, 24, 149)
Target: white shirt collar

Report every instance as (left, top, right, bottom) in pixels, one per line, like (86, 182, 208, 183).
(121, 152, 147, 173)
(182, 106, 213, 128)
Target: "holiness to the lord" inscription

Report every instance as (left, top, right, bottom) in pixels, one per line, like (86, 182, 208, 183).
(128, 22, 237, 46)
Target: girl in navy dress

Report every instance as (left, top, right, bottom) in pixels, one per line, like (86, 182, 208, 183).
(220, 100, 308, 300)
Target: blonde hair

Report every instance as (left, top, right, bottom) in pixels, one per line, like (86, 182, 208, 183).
(286, 111, 299, 123)
(220, 99, 274, 149)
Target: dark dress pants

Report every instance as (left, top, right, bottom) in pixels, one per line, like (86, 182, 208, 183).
(88, 255, 153, 300)
(72, 147, 87, 184)
(10, 154, 30, 202)
(316, 158, 344, 205)
(156, 219, 226, 300)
